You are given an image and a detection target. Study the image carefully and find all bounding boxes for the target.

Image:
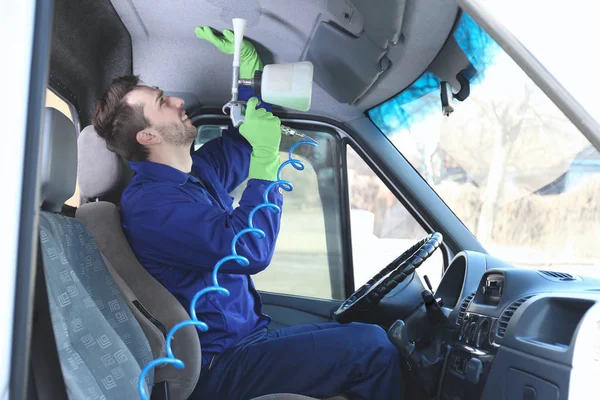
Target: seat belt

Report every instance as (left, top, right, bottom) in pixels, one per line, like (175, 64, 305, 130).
(29, 240, 69, 400)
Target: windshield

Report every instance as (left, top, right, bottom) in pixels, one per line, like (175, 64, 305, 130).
(478, 0, 600, 134)
(369, 12, 600, 277)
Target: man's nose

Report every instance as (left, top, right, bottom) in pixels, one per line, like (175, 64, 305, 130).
(173, 97, 185, 108)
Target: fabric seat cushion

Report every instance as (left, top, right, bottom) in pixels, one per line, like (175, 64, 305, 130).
(39, 211, 154, 399)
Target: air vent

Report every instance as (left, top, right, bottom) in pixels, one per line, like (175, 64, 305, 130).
(497, 295, 534, 337)
(456, 291, 476, 325)
(539, 270, 576, 282)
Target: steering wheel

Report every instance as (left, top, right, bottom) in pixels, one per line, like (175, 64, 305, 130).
(334, 232, 443, 324)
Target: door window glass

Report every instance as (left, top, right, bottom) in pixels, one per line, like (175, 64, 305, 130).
(346, 146, 444, 290)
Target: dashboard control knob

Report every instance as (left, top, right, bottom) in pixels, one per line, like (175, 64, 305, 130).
(465, 357, 483, 384)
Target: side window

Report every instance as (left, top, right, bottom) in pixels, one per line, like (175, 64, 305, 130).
(346, 145, 444, 290)
(195, 124, 346, 300)
(45, 88, 80, 207)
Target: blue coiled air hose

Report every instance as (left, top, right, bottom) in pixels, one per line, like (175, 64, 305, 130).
(138, 138, 318, 399)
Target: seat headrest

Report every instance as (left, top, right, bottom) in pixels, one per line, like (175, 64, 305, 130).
(40, 107, 77, 213)
(77, 125, 133, 202)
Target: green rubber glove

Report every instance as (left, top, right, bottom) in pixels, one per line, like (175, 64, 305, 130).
(194, 26, 264, 79)
(239, 97, 282, 181)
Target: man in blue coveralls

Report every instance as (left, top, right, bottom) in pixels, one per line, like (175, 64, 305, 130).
(92, 26, 402, 400)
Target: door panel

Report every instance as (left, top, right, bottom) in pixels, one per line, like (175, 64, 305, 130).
(260, 292, 341, 330)
(261, 271, 427, 330)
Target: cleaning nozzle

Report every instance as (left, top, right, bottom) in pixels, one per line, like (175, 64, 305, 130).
(223, 18, 314, 142)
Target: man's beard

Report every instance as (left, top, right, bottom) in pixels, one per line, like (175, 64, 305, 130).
(155, 122, 197, 146)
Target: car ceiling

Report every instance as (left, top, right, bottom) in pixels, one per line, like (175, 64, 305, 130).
(110, 0, 460, 123)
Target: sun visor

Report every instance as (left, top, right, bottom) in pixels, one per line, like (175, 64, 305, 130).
(304, 0, 406, 104)
(305, 23, 389, 104)
(350, 0, 406, 48)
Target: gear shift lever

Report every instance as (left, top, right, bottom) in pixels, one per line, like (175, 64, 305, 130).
(387, 320, 419, 364)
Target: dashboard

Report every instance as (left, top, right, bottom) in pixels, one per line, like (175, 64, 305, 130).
(427, 250, 600, 400)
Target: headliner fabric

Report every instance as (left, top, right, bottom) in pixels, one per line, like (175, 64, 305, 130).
(50, 0, 133, 126)
(109, 0, 458, 122)
(39, 211, 154, 399)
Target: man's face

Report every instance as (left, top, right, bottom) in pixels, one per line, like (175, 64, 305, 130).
(126, 85, 196, 146)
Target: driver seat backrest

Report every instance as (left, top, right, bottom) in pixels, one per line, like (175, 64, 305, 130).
(75, 125, 201, 399)
(38, 107, 155, 398)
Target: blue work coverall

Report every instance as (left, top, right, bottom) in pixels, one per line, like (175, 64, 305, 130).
(120, 88, 403, 400)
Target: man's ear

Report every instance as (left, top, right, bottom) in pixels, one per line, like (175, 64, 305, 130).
(136, 129, 161, 146)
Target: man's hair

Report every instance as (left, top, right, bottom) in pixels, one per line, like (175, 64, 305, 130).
(93, 75, 150, 162)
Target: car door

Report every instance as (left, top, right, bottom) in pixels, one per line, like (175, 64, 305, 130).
(192, 113, 452, 330)
(2, 0, 56, 398)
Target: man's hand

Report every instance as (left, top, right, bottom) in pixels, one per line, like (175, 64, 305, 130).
(194, 26, 263, 79)
(239, 97, 281, 181)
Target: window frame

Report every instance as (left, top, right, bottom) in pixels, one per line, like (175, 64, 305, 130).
(190, 113, 451, 299)
(8, 0, 53, 397)
(341, 138, 451, 291)
(47, 83, 81, 135)
(191, 114, 352, 300)
(45, 85, 81, 207)
(457, 0, 600, 152)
